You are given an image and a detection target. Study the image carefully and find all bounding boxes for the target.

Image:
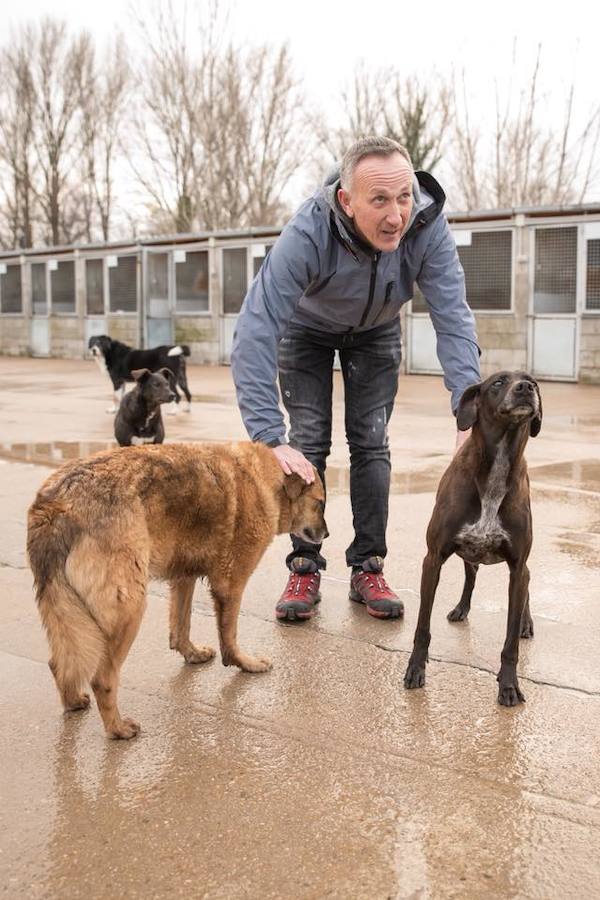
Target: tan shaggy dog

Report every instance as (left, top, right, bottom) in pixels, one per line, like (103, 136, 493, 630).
(27, 442, 327, 740)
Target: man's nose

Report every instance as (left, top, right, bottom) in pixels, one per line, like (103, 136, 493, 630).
(386, 204, 403, 225)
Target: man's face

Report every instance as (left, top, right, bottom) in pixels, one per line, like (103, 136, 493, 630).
(337, 152, 414, 253)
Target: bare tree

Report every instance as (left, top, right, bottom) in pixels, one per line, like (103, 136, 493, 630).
(451, 46, 600, 210)
(129, 2, 308, 234)
(0, 32, 38, 248)
(79, 35, 130, 241)
(317, 65, 452, 177)
(383, 74, 451, 171)
(28, 19, 95, 245)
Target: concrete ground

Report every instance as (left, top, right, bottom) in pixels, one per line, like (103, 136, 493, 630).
(1, 356, 599, 900)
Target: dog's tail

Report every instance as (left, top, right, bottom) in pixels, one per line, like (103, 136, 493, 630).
(167, 344, 191, 358)
(27, 504, 105, 704)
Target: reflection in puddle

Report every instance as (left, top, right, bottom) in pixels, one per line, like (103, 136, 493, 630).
(0, 440, 116, 467)
(530, 459, 600, 493)
(326, 465, 445, 495)
(0, 440, 447, 494)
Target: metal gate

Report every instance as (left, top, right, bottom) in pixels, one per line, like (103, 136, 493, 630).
(529, 226, 579, 380)
(144, 249, 173, 347)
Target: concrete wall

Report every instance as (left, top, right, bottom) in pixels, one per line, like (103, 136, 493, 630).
(580, 317, 600, 383)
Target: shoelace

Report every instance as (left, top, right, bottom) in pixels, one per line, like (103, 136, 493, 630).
(283, 573, 318, 599)
(355, 572, 395, 598)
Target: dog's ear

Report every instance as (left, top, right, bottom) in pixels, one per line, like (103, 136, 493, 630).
(131, 368, 151, 383)
(456, 382, 481, 431)
(159, 367, 175, 384)
(283, 472, 306, 500)
(530, 383, 543, 437)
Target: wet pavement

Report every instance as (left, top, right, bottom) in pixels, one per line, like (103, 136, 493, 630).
(0, 356, 599, 899)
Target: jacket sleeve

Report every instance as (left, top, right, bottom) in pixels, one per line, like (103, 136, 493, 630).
(230, 216, 321, 444)
(416, 215, 481, 413)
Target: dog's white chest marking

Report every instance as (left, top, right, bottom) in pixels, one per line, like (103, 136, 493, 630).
(92, 353, 108, 375)
(456, 437, 511, 564)
(131, 435, 156, 445)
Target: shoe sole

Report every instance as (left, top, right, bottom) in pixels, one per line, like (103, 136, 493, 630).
(349, 589, 404, 619)
(276, 594, 322, 623)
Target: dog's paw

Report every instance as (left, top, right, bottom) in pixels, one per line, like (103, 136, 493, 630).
(183, 644, 216, 664)
(105, 405, 118, 414)
(497, 682, 525, 706)
(404, 662, 426, 689)
(108, 717, 141, 740)
(447, 605, 469, 622)
(520, 619, 534, 639)
(227, 653, 272, 673)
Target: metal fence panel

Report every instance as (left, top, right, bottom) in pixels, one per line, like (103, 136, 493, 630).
(85, 259, 104, 315)
(534, 227, 577, 314)
(0, 264, 22, 313)
(586, 239, 600, 311)
(175, 251, 209, 313)
(31, 263, 47, 315)
(51, 260, 75, 313)
(223, 248, 247, 314)
(108, 255, 137, 313)
(412, 229, 512, 313)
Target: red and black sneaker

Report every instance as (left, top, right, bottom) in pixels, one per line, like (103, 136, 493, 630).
(275, 557, 321, 622)
(349, 556, 404, 619)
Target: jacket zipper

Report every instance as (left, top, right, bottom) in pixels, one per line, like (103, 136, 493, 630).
(359, 252, 380, 327)
(371, 280, 395, 327)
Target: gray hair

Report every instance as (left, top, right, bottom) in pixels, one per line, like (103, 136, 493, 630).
(340, 136, 412, 191)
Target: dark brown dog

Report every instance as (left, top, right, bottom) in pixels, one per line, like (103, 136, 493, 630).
(27, 442, 328, 739)
(404, 371, 543, 706)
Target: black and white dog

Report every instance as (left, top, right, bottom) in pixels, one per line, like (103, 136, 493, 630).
(88, 335, 192, 413)
(114, 368, 177, 446)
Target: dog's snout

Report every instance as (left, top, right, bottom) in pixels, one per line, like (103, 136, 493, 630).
(515, 380, 534, 394)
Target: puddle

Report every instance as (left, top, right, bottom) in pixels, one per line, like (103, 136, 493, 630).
(530, 459, 600, 493)
(326, 465, 445, 495)
(0, 440, 447, 494)
(0, 440, 116, 467)
(193, 393, 237, 405)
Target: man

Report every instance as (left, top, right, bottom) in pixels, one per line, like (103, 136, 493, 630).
(231, 136, 480, 622)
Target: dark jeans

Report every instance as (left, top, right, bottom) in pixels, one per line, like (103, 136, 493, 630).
(278, 318, 402, 570)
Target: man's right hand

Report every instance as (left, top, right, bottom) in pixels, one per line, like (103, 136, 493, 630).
(272, 445, 315, 484)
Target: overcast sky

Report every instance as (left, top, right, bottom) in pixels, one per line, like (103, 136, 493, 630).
(3, 0, 597, 104)
(2, 0, 599, 209)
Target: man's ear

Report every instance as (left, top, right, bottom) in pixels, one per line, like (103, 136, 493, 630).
(283, 473, 305, 500)
(337, 187, 353, 218)
(456, 382, 481, 431)
(530, 383, 543, 437)
(131, 368, 151, 383)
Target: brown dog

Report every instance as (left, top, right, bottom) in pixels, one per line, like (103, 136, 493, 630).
(27, 442, 328, 739)
(404, 371, 542, 706)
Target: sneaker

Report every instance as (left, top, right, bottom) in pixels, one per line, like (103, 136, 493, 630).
(349, 556, 404, 619)
(275, 557, 321, 622)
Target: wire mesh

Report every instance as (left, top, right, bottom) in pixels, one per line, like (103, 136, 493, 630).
(534, 227, 577, 314)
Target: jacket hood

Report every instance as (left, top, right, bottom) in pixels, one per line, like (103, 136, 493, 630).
(318, 166, 446, 253)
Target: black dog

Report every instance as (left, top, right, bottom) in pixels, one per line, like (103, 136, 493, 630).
(114, 368, 177, 446)
(404, 371, 543, 707)
(88, 335, 192, 413)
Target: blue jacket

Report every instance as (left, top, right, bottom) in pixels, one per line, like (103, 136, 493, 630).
(231, 169, 480, 445)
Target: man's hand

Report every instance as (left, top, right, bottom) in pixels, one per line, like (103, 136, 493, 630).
(455, 428, 471, 454)
(272, 445, 315, 483)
